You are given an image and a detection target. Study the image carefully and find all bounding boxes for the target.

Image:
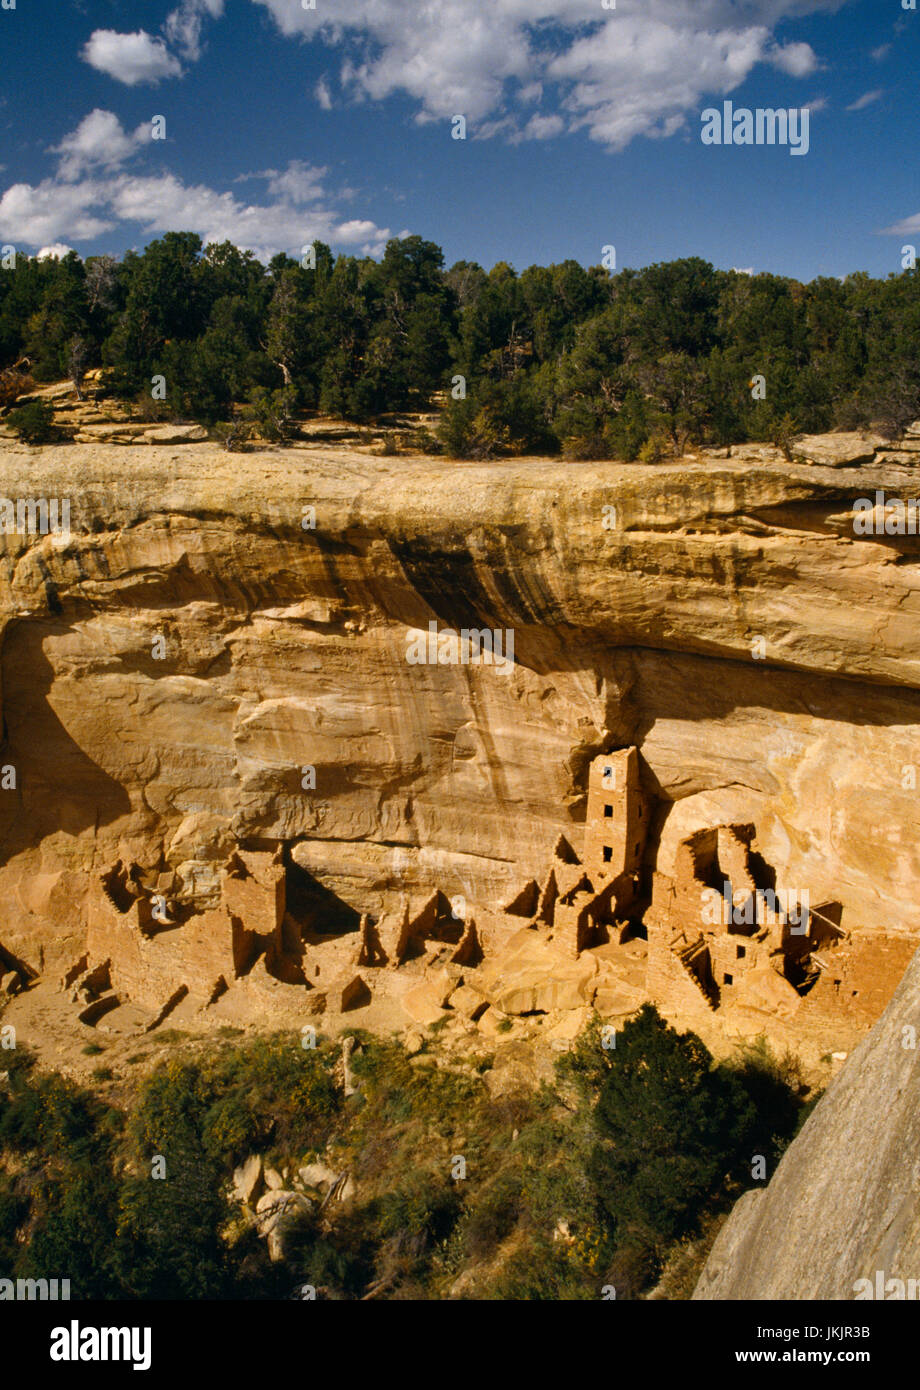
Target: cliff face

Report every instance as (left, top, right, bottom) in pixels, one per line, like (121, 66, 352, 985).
(1, 441, 919, 993)
(694, 938, 920, 1300)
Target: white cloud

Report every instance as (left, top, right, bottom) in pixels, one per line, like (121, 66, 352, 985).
(0, 134, 392, 261)
(36, 244, 75, 261)
(548, 16, 770, 150)
(0, 179, 114, 245)
(769, 41, 819, 76)
(77, 2, 838, 150)
(519, 113, 566, 141)
(871, 43, 891, 62)
(846, 89, 883, 112)
(248, 0, 841, 149)
(81, 29, 183, 86)
(260, 161, 328, 204)
(51, 109, 151, 181)
(165, 0, 225, 62)
(881, 212, 920, 238)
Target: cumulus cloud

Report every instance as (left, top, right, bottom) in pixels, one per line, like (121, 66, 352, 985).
(248, 0, 837, 148)
(36, 244, 75, 261)
(77, 2, 839, 148)
(0, 118, 391, 262)
(106, 172, 392, 259)
(51, 110, 152, 181)
(769, 41, 819, 76)
(0, 180, 114, 245)
(846, 89, 883, 112)
(81, 29, 183, 86)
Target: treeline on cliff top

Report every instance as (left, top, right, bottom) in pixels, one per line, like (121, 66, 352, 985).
(0, 1008, 815, 1301)
(1, 231, 919, 459)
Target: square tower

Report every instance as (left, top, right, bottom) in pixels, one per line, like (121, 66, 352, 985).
(584, 747, 647, 885)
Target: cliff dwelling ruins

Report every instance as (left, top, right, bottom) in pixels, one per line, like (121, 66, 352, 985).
(21, 745, 913, 1062)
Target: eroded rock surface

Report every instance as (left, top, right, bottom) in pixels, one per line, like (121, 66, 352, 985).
(694, 940, 920, 1300)
(0, 443, 918, 1051)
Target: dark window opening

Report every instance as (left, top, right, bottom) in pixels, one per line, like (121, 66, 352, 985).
(603, 847, 613, 863)
(604, 805, 613, 818)
(724, 973, 733, 986)
(736, 945, 746, 959)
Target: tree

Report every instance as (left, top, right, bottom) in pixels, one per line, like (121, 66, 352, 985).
(590, 1006, 755, 1252)
(264, 268, 308, 389)
(67, 335, 91, 399)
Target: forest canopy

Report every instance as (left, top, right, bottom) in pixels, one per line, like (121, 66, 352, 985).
(1, 233, 918, 459)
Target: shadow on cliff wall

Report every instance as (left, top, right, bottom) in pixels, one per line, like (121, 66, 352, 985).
(0, 619, 131, 869)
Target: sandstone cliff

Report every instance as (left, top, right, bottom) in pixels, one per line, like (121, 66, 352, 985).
(0, 439, 918, 1040)
(694, 934, 920, 1300)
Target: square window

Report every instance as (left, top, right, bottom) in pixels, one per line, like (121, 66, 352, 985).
(724, 973, 733, 986)
(604, 805, 613, 818)
(736, 945, 746, 959)
(603, 847, 613, 863)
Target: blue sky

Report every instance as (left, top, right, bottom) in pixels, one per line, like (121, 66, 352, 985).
(0, 0, 917, 279)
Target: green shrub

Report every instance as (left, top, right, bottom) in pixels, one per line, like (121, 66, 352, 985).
(7, 400, 56, 444)
(437, 396, 506, 460)
(637, 432, 670, 464)
(486, 1237, 594, 1300)
(201, 1093, 263, 1164)
(240, 385, 298, 443)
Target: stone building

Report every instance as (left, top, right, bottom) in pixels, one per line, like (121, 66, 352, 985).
(644, 820, 866, 1024)
(583, 747, 648, 896)
(81, 846, 292, 1014)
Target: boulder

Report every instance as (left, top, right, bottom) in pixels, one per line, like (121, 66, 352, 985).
(72, 423, 149, 440)
(471, 939, 598, 1015)
(733, 966, 801, 1019)
(401, 978, 450, 1026)
(792, 431, 884, 467)
(231, 1153, 263, 1205)
(298, 1160, 338, 1190)
(142, 424, 209, 444)
(255, 1189, 312, 1262)
(447, 983, 488, 1019)
(263, 1166, 284, 1191)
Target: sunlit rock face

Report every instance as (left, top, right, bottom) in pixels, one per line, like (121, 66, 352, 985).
(1, 441, 919, 977)
(693, 939, 920, 1300)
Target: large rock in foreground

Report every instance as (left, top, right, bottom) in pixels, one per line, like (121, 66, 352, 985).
(693, 941, 920, 1300)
